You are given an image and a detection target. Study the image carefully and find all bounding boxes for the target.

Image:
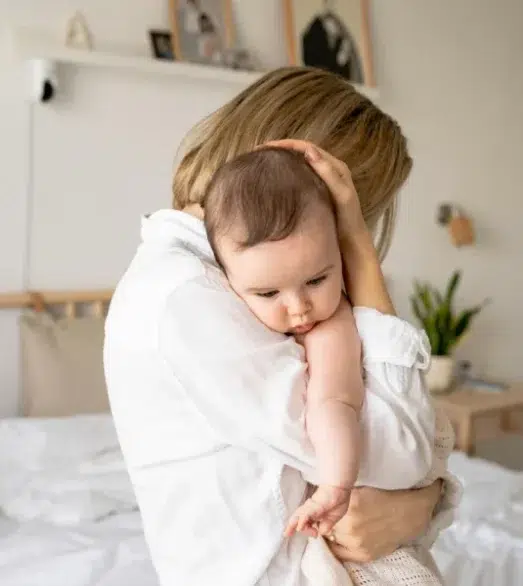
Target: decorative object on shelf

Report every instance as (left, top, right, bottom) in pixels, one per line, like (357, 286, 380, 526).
(455, 360, 508, 393)
(169, 0, 234, 66)
(282, 0, 375, 87)
(65, 11, 93, 50)
(436, 203, 475, 247)
(222, 48, 254, 71)
(410, 270, 487, 393)
(148, 30, 175, 61)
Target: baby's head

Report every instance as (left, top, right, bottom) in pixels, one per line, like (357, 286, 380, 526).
(204, 147, 343, 335)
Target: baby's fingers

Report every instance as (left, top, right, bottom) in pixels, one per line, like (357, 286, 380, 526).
(285, 501, 321, 538)
(284, 515, 299, 538)
(296, 511, 314, 533)
(300, 524, 319, 538)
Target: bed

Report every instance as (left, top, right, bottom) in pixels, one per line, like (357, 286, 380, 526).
(1, 416, 522, 586)
(0, 414, 157, 586)
(0, 290, 522, 586)
(432, 451, 523, 585)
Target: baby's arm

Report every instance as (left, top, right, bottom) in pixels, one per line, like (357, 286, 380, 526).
(285, 298, 364, 537)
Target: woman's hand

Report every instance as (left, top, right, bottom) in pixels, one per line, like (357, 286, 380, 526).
(327, 482, 442, 563)
(261, 140, 367, 243)
(262, 139, 395, 315)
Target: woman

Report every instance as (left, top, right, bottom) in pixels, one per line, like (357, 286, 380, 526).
(104, 67, 458, 585)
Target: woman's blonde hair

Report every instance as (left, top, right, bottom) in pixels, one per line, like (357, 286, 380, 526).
(172, 67, 412, 259)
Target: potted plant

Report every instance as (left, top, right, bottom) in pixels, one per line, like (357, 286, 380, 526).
(410, 270, 486, 393)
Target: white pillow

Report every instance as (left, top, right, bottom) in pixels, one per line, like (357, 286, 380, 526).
(0, 415, 137, 525)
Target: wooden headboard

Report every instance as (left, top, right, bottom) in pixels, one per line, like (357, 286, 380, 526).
(0, 290, 114, 417)
(0, 290, 113, 317)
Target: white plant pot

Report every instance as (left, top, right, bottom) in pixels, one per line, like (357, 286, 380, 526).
(425, 355, 455, 394)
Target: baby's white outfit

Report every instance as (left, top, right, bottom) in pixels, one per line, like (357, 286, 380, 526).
(303, 411, 460, 586)
(104, 210, 460, 586)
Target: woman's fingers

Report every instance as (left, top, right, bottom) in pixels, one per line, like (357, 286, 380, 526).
(327, 541, 374, 564)
(259, 139, 368, 241)
(262, 139, 354, 207)
(306, 156, 354, 207)
(261, 139, 351, 182)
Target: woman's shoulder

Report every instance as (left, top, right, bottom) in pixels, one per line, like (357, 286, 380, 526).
(162, 264, 292, 351)
(108, 242, 225, 327)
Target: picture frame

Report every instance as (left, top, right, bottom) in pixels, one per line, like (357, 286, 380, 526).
(148, 29, 175, 61)
(282, 0, 375, 87)
(169, 0, 235, 66)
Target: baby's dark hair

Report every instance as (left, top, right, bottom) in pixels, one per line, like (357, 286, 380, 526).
(204, 147, 334, 264)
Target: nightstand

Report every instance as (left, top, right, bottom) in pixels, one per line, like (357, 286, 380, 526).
(434, 384, 523, 455)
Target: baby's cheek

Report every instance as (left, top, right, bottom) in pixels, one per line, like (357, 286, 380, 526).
(246, 298, 285, 332)
(318, 286, 342, 320)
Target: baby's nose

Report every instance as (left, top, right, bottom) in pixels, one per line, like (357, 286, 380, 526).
(287, 293, 311, 317)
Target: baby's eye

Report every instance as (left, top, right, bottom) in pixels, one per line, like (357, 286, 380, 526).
(256, 290, 279, 298)
(307, 275, 327, 287)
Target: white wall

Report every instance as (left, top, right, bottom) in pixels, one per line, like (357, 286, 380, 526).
(376, 1, 523, 380)
(1, 0, 522, 416)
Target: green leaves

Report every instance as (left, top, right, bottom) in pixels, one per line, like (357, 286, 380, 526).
(445, 270, 460, 307)
(409, 270, 485, 356)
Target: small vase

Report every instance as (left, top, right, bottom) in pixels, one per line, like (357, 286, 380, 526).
(425, 355, 455, 394)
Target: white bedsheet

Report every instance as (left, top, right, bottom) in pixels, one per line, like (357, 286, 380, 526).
(0, 415, 158, 586)
(432, 451, 523, 585)
(0, 415, 137, 526)
(1, 415, 522, 586)
(0, 511, 157, 586)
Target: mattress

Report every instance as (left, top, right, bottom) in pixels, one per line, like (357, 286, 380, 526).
(1, 415, 522, 586)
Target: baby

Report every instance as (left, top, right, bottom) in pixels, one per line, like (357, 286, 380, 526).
(204, 146, 364, 538)
(203, 147, 456, 585)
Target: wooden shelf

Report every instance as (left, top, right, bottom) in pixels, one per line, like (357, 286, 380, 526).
(12, 27, 262, 86)
(11, 27, 378, 97)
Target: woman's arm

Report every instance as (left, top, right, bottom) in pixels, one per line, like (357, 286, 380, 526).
(338, 229, 395, 315)
(327, 481, 442, 563)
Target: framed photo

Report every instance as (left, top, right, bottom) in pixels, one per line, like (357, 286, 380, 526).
(148, 29, 175, 61)
(283, 0, 375, 87)
(169, 0, 234, 66)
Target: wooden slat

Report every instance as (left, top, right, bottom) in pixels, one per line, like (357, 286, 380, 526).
(283, 0, 297, 65)
(64, 302, 76, 318)
(360, 0, 377, 88)
(92, 300, 105, 318)
(0, 290, 113, 310)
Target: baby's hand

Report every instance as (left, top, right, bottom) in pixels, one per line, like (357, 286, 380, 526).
(284, 485, 351, 539)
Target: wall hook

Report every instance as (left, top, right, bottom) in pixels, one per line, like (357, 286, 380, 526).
(437, 203, 475, 248)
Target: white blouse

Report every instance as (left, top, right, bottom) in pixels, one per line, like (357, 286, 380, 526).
(104, 210, 456, 586)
